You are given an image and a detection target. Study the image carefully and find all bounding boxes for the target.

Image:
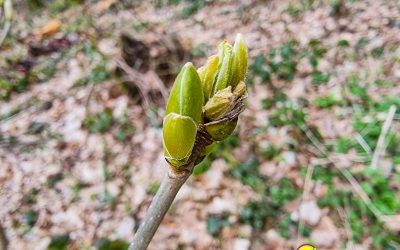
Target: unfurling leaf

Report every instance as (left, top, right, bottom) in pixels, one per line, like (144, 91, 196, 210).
(198, 55, 219, 102)
(213, 42, 233, 94)
(230, 34, 248, 88)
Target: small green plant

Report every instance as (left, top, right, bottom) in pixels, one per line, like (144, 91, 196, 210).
(240, 199, 272, 231)
(47, 234, 70, 250)
(268, 41, 298, 81)
(231, 156, 264, 193)
(314, 91, 345, 108)
(249, 41, 299, 84)
(76, 61, 111, 86)
(180, 0, 207, 19)
(115, 113, 135, 141)
(207, 213, 231, 237)
(239, 177, 300, 232)
(312, 71, 330, 84)
(96, 238, 129, 250)
(130, 34, 248, 250)
(85, 108, 114, 133)
(287, 3, 301, 16)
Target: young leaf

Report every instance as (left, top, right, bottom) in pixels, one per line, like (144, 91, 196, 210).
(213, 42, 233, 94)
(230, 34, 248, 88)
(198, 55, 219, 101)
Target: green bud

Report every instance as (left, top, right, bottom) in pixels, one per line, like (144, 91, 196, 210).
(204, 86, 234, 121)
(163, 113, 197, 167)
(206, 118, 238, 141)
(213, 42, 233, 94)
(165, 62, 203, 122)
(198, 55, 219, 102)
(230, 34, 248, 88)
(163, 62, 203, 168)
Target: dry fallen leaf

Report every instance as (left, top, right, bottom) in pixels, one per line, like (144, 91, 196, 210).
(310, 217, 340, 248)
(96, 0, 117, 12)
(35, 19, 61, 37)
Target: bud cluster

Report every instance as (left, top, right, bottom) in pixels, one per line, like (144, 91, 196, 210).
(163, 34, 248, 168)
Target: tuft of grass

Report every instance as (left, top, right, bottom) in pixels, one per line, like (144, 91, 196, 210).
(95, 238, 129, 250)
(75, 62, 110, 86)
(85, 109, 114, 134)
(337, 39, 350, 47)
(231, 156, 264, 193)
(180, 0, 207, 19)
(239, 177, 300, 232)
(115, 113, 135, 142)
(240, 199, 272, 231)
(277, 215, 311, 239)
(249, 41, 299, 84)
(206, 213, 231, 237)
(268, 41, 299, 81)
(23, 209, 37, 227)
(47, 234, 70, 250)
(287, 4, 301, 16)
(312, 71, 330, 84)
(335, 137, 356, 153)
(250, 55, 270, 84)
(314, 92, 345, 108)
(0, 75, 29, 100)
(268, 102, 307, 128)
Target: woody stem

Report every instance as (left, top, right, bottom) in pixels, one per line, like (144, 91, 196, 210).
(129, 170, 190, 250)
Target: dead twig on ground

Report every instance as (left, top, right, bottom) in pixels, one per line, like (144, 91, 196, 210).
(371, 105, 397, 169)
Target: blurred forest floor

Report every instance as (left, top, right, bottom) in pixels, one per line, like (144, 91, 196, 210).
(0, 0, 400, 249)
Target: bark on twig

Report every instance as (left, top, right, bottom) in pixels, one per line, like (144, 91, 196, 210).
(129, 172, 190, 250)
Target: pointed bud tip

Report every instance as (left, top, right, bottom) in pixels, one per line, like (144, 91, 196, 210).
(235, 33, 244, 40)
(182, 62, 199, 77)
(183, 62, 195, 70)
